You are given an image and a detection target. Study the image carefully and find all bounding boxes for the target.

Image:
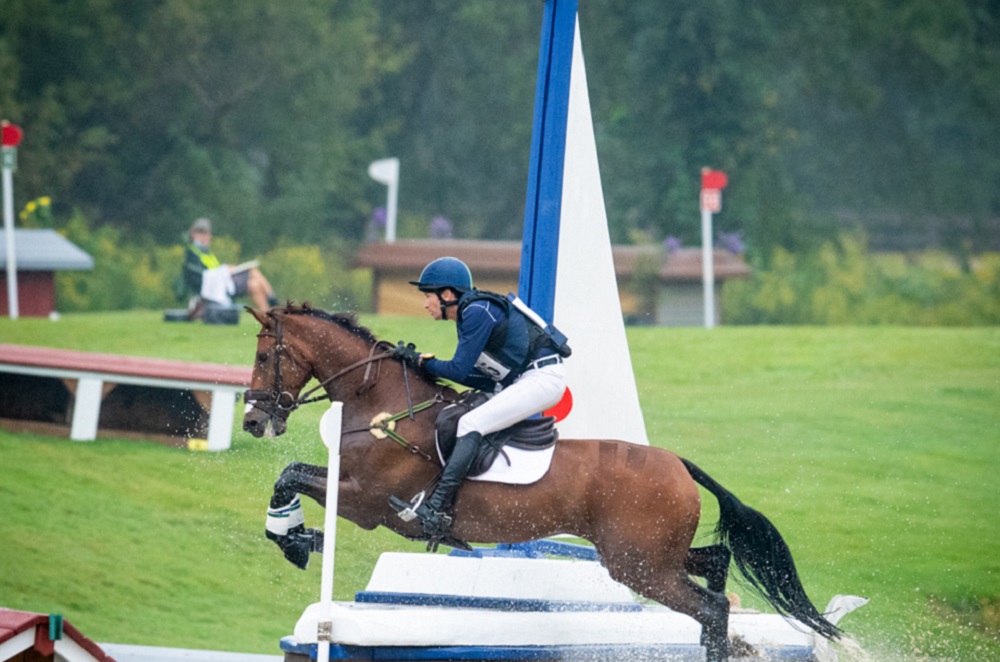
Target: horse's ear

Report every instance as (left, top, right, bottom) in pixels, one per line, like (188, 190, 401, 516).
(245, 306, 271, 327)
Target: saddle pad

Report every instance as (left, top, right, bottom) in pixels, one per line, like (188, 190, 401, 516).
(466, 443, 556, 485)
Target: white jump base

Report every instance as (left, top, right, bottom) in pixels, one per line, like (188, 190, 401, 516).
(280, 548, 865, 661)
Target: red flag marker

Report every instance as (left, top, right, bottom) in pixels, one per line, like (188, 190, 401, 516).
(1, 121, 23, 148)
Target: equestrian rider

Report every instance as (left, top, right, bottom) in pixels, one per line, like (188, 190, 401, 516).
(390, 257, 568, 538)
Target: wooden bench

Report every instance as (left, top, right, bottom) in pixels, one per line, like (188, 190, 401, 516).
(0, 344, 252, 451)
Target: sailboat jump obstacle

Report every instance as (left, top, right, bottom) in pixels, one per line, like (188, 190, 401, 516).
(279, 1, 865, 659)
(278, 403, 865, 662)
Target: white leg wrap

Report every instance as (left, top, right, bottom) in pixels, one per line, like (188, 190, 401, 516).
(266, 496, 304, 536)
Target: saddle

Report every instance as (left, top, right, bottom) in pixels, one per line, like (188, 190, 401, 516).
(434, 391, 558, 477)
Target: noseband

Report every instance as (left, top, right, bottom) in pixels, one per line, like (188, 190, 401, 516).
(244, 315, 394, 423)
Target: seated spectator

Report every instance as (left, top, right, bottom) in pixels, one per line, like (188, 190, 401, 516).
(182, 218, 278, 311)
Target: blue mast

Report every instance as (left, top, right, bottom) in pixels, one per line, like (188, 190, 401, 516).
(518, 0, 578, 321)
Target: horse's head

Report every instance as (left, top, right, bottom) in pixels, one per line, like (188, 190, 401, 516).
(242, 307, 316, 438)
(242, 303, 407, 438)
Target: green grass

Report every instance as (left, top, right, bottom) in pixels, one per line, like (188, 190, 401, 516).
(1, 311, 999, 659)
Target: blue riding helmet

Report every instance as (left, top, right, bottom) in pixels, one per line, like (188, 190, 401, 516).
(409, 257, 474, 293)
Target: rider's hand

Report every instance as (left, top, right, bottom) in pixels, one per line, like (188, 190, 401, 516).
(392, 341, 422, 367)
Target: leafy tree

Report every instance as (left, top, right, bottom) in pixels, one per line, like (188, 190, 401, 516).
(3, 0, 999, 257)
(369, 0, 538, 240)
(2, 0, 393, 251)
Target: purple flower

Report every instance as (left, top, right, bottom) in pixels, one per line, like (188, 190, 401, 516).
(663, 236, 682, 254)
(718, 231, 744, 254)
(371, 207, 387, 228)
(429, 215, 453, 239)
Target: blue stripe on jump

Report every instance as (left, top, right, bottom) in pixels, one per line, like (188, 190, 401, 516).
(280, 638, 816, 661)
(447, 540, 599, 561)
(280, 637, 817, 661)
(353, 591, 641, 613)
(279, 637, 712, 661)
(371, 643, 706, 661)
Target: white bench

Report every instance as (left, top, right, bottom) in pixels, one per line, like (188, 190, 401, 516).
(0, 344, 251, 451)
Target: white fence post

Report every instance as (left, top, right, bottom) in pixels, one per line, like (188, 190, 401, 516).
(316, 401, 343, 661)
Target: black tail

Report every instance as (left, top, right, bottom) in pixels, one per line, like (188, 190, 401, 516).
(681, 458, 841, 640)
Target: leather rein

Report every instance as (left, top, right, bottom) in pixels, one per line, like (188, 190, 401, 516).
(243, 315, 442, 463)
(244, 315, 395, 420)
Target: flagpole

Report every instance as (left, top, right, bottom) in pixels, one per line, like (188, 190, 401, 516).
(2, 150, 17, 319)
(519, 0, 578, 319)
(701, 205, 715, 329)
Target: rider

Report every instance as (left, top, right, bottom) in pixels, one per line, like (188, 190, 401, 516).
(389, 257, 568, 539)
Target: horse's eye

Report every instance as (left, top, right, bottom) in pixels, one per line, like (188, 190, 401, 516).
(257, 352, 268, 364)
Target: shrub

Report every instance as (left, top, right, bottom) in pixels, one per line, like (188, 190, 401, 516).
(723, 233, 1000, 326)
(53, 212, 371, 312)
(260, 244, 369, 312)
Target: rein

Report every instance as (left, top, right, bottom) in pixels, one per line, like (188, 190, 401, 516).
(244, 317, 395, 421)
(342, 397, 441, 463)
(244, 312, 447, 465)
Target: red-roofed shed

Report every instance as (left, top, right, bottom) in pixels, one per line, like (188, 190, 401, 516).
(0, 609, 115, 661)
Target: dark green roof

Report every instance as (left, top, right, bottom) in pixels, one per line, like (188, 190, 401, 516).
(0, 229, 93, 271)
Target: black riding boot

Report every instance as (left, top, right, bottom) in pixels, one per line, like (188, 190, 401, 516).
(414, 431, 483, 536)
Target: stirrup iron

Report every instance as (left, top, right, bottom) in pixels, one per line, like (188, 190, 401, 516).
(389, 491, 425, 523)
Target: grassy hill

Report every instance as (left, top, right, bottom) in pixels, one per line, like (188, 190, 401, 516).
(1, 310, 998, 658)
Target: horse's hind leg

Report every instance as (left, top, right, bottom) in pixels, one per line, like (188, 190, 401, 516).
(266, 462, 328, 570)
(604, 556, 731, 661)
(684, 544, 731, 594)
(648, 571, 731, 660)
(656, 572, 731, 662)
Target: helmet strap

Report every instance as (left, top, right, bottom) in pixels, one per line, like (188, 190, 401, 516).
(436, 289, 460, 321)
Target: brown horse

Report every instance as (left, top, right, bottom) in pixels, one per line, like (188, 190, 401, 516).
(242, 304, 840, 661)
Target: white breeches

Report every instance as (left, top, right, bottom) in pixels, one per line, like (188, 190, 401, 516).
(457, 363, 567, 437)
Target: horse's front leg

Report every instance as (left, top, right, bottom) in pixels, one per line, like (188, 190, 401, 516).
(266, 462, 328, 570)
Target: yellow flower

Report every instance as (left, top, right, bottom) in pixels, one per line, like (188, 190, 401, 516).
(26, 201, 36, 212)
(40, 196, 51, 206)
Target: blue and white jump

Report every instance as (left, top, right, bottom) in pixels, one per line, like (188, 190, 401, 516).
(277, 401, 865, 662)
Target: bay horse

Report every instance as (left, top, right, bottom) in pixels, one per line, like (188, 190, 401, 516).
(242, 304, 840, 661)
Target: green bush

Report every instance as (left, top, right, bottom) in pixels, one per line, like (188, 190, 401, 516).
(723, 233, 1000, 325)
(260, 243, 370, 312)
(53, 213, 371, 313)
(56, 212, 165, 312)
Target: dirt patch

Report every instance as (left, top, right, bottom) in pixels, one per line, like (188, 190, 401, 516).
(930, 596, 1000, 642)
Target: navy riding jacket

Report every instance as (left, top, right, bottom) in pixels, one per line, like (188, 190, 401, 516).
(422, 291, 555, 391)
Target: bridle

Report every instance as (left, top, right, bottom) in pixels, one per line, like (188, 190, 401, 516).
(243, 314, 395, 424)
(244, 312, 450, 466)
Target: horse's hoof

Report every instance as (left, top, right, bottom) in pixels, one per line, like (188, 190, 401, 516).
(284, 541, 311, 570)
(266, 526, 321, 570)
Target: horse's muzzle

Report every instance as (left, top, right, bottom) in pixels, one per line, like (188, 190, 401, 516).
(243, 389, 296, 438)
(243, 407, 287, 438)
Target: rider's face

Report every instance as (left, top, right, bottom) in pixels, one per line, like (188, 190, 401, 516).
(423, 289, 457, 321)
(192, 229, 212, 247)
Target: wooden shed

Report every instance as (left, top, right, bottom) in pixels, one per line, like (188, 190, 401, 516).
(354, 239, 751, 326)
(0, 609, 114, 661)
(0, 229, 94, 317)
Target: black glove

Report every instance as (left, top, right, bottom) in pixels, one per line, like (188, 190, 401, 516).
(392, 341, 422, 367)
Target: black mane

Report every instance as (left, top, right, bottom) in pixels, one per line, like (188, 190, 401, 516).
(276, 302, 378, 345)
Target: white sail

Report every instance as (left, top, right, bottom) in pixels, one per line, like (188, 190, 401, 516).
(550, 18, 649, 445)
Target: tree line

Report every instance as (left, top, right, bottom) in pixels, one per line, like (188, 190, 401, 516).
(2, 0, 998, 257)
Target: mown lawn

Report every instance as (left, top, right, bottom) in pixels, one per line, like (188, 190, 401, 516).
(1, 311, 998, 659)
